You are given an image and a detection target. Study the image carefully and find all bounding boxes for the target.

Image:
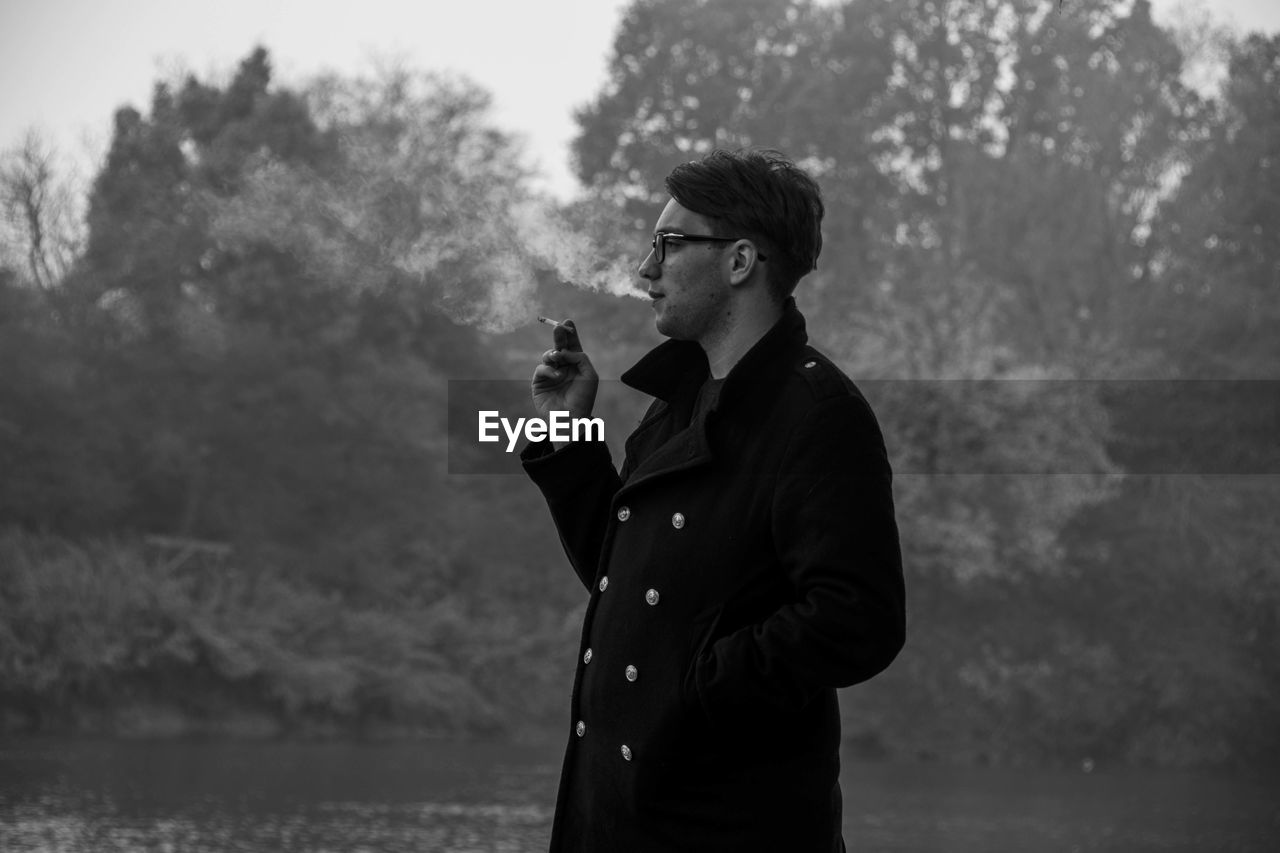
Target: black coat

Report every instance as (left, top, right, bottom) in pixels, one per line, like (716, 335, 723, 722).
(522, 299, 905, 852)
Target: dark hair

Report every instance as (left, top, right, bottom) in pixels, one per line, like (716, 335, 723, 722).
(664, 148, 824, 299)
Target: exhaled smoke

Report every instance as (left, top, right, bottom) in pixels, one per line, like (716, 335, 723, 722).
(508, 200, 640, 301)
(211, 156, 641, 335)
(396, 193, 643, 334)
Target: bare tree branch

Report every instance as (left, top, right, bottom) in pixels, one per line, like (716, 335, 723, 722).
(0, 129, 85, 316)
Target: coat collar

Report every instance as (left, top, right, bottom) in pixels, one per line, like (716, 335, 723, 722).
(614, 299, 808, 493)
(621, 296, 810, 416)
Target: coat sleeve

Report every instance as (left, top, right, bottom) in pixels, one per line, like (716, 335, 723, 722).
(521, 437, 622, 593)
(691, 394, 906, 720)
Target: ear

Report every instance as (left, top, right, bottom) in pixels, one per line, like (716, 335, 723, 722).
(726, 239, 763, 287)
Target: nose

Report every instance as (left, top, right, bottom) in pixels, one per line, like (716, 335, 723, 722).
(637, 247, 660, 282)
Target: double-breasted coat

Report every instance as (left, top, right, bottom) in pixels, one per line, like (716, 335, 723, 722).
(522, 298, 905, 852)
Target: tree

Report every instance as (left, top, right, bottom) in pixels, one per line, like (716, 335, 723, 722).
(1148, 32, 1280, 377)
(1, 49, 587, 737)
(0, 131, 83, 320)
(1078, 31, 1280, 768)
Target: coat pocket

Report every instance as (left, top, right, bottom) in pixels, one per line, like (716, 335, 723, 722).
(681, 604, 722, 728)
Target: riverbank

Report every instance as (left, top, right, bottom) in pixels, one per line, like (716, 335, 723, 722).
(3, 736, 1276, 853)
(0, 699, 566, 744)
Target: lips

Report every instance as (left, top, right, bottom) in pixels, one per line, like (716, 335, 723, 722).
(648, 291, 665, 301)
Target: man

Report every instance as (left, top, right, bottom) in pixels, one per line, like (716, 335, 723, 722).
(522, 149, 905, 852)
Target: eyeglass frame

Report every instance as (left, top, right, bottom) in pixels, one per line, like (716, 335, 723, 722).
(649, 231, 769, 265)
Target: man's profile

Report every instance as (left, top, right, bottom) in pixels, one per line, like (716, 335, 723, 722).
(522, 148, 905, 852)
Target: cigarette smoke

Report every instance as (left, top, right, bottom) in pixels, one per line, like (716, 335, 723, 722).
(504, 198, 641, 298)
(510, 199, 640, 302)
(212, 156, 641, 335)
(395, 192, 642, 333)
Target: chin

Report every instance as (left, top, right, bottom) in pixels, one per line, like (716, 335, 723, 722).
(654, 316, 683, 340)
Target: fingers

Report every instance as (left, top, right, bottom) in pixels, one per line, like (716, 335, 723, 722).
(536, 319, 592, 390)
(542, 349, 589, 368)
(532, 362, 565, 386)
(553, 319, 582, 353)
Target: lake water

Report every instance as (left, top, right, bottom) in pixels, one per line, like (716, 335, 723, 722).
(0, 737, 1275, 852)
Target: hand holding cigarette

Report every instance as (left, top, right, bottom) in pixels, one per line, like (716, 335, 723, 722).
(538, 316, 582, 353)
(531, 316, 598, 431)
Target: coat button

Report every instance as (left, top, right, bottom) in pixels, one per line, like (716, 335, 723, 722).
(804, 360, 817, 368)
(645, 588, 660, 606)
(621, 744, 632, 761)
(671, 512, 685, 529)
(599, 576, 609, 592)
(617, 506, 631, 522)
(625, 664, 638, 682)
(576, 721, 586, 737)
(583, 648, 592, 665)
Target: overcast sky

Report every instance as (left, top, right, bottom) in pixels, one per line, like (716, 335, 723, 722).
(1, 0, 1276, 200)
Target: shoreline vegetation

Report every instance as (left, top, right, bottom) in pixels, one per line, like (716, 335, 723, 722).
(1, 519, 1273, 773)
(0, 528, 562, 747)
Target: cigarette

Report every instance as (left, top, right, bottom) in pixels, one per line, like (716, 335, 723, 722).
(537, 316, 565, 326)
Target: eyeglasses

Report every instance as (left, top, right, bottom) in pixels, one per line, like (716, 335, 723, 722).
(649, 231, 769, 264)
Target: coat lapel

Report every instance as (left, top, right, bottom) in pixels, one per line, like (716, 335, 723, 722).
(620, 418, 715, 494)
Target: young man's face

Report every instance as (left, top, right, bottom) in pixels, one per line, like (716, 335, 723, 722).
(638, 199, 733, 343)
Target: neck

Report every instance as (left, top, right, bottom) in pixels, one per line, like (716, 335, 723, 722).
(700, 299, 784, 379)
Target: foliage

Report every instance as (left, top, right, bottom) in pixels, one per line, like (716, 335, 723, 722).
(1147, 32, 1280, 376)
(0, 529, 508, 732)
(0, 49, 580, 737)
